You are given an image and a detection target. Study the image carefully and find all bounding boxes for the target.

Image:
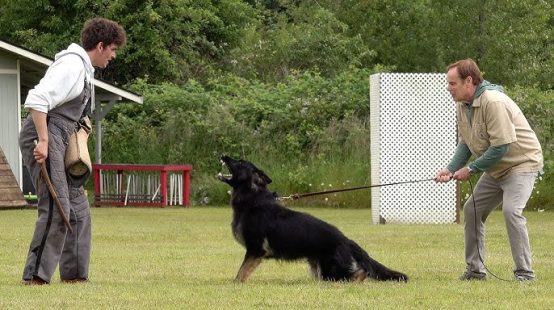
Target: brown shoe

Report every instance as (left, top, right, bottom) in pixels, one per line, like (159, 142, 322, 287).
(21, 277, 48, 285)
(61, 278, 88, 284)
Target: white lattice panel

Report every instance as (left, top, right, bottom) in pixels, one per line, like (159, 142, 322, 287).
(370, 73, 457, 224)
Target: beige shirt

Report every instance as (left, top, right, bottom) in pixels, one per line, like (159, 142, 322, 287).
(457, 90, 543, 179)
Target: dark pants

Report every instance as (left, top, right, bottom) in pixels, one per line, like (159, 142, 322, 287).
(19, 115, 91, 283)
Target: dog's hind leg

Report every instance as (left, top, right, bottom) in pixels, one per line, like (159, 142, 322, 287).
(308, 259, 322, 279)
(351, 269, 367, 283)
(235, 255, 262, 283)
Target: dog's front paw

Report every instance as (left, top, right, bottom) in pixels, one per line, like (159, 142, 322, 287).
(233, 276, 246, 284)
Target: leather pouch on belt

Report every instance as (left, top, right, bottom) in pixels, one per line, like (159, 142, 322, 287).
(65, 116, 92, 186)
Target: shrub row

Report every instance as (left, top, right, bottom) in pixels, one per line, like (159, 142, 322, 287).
(91, 72, 554, 209)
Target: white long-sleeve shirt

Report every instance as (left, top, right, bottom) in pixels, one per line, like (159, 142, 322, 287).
(24, 43, 95, 113)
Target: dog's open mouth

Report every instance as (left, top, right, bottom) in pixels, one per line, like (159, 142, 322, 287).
(217, 159, 233, 182)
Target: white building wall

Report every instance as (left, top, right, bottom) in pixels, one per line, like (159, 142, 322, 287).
(0, 52, 22, 188)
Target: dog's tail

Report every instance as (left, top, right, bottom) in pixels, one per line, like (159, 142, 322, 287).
(349, 240, 409, 282)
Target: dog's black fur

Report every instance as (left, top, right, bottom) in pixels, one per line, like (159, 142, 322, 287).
(218, 155, 408, 283)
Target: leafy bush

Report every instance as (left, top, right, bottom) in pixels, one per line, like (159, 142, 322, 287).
(98, 69, 376, 206)
(509, 86, 554, 210)
(98, 74, 554, 209)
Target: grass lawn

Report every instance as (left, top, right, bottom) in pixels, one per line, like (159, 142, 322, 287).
(1, 206, 553, 309)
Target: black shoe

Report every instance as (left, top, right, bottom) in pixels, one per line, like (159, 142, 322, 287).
(459, 270, 486, 281)
(61, 278, 89, 284)
(21, 276, 48, 285)
(514, 274, 535, 282)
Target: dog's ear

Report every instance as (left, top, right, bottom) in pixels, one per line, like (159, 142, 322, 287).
(256, 169, 272, 185)
(251, 168, 272, 191)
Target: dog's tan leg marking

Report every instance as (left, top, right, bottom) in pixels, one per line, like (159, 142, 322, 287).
(308, 259, 321, 279)
(351, 269, 367, 283)
(235, 256, 262, 283)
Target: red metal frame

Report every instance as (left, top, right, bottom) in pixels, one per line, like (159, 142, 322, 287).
(92, 163, 192, 207)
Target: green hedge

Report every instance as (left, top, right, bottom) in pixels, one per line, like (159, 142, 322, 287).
(92, 72, 554, 209)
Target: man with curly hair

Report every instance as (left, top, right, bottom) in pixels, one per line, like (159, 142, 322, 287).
(19, 18, 126, 285)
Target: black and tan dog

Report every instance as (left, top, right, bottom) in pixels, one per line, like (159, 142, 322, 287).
(218, 155, 408, 283)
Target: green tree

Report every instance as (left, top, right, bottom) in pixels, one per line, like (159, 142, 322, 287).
(228, 1, 375, 82)
(321, 0, 440, 72)
(317, 0, 554, 88)
(432, 0, 554, 88)
(0, 0, 258, 85)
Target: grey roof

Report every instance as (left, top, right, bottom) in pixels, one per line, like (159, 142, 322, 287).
(0, 40, 143, 104)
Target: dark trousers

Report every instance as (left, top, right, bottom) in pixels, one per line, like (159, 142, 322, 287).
(19, 115, 91, 283)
